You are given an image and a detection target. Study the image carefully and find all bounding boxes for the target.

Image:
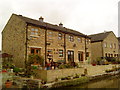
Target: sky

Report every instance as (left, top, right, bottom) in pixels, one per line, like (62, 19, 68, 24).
(0, 0, 120, 50)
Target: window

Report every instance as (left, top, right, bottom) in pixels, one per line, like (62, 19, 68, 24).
(31, 49, 34, 54)
(105, 53, 107, 57)
(110, 43, 112, 48)
(114, 43, 116, 49)
(30, 48, 40, 55)
(69, 35, 74, 42)
(48, 32, 52, 37)
(111, 54, 113, 57)
(59, 49, 63, 57)
(104, 43, 107, 48)
(78, 38, 82, 42)
(47, 49, 53, 57)
(86, 52, 89, 57)
(86, 39, 91, 44)
(31, 28, 38, 36)
(58, 33, 62, 40)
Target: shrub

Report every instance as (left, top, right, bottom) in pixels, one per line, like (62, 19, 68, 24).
(58, 64, 66, 69)
(13, 67, 20, 73)
(32, 66, 38, 69)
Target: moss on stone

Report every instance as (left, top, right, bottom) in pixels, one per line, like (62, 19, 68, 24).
(52, 76, 89, 88)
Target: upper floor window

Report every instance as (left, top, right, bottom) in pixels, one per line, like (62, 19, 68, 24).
(48, 32, 52, 37)
(31, 28, 38, 36)
(78, 38, 82, 43)
(86, 39, 91, 44)
(110, 43, 113, 48)
(104, 42, 107, 48)
(69, 35, 74, 42)
(58, 33, 62, 40)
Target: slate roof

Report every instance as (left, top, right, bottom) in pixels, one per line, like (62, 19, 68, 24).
(118, 37, 120, 41)
(15, 14, 90, 38)
(89, 31, 113, 43)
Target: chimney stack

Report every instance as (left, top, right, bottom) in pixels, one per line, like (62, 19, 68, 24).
(39, 16, 44, 22)
(59, 23, 63, 27)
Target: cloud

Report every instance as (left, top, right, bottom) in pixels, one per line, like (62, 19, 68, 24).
(0, 0, 119, 50)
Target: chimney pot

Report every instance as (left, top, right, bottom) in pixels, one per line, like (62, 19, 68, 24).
(59, 23, 63, 27)
(39, 16, 44, 22)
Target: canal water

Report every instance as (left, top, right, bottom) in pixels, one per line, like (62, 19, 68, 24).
(72, 75, 120, 88)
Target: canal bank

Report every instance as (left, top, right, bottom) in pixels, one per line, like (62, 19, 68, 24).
(73, 74, 120, 88)
(42, 70, 120, 88)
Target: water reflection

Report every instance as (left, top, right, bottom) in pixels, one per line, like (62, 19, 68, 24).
(73, 75, 120, 88)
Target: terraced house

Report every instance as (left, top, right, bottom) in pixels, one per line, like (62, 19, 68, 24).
(89, 31, 119, 62)
(118, 37, 120, 60)
(2, 14, 91, 68)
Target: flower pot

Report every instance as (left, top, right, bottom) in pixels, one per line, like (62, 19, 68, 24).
(92, 64, 96, 66)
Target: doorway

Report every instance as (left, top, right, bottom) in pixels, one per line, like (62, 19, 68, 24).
(78, 51, 83, 61)
(68, 50, 74, 63)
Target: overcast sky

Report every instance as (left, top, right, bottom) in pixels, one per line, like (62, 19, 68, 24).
(0, 0, 119, 50)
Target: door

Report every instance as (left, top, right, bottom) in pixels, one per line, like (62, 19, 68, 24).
(30, 48, 41, 64)
(68, 50, 74, 63)
(78, 51, 83, 61)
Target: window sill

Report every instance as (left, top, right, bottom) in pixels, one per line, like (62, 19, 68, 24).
(30, 35, 39, 38)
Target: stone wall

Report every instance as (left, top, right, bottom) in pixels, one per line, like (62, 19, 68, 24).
(33, 64, 119, 82)
(2, 14, 26, 68)
(91, 42, 102, 61)
(103, 32, 119, 57)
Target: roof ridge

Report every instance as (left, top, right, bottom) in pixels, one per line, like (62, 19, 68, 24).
(89, 31, 112, 36)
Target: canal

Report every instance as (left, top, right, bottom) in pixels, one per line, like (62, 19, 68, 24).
(72, 75, 120, 88)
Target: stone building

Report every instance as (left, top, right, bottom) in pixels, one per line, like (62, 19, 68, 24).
(2, 14, 91, 68)
(118, 37, 120, 60)
(89, 31, 119, 62)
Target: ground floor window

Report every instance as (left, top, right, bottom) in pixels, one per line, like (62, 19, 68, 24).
(47, 49, 53, 59)
(30, 48, 41, 55)
(105, 53, 118, 58)
(86, 52, 89, 57)
(59, 49, 63, 57)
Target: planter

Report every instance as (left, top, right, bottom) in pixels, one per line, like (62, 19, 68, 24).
(5, 81, 12, 88)
(92, 64, 96, 66)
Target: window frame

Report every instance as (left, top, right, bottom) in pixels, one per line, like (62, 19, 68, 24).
(30, 28, 39, 36)
(69, 35, 74, 42)
(78, 38, 82, 43)
(58, 33, 62, 40)
(59, 49, 63, 57)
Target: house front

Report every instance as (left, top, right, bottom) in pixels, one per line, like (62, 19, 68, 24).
(2, 14, 91, 68)
(118, 37, 120, 61)
(89, 31, 119, 62)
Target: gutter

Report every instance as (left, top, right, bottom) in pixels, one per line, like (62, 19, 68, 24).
(64, 33, 66, 63)
(25, 24, 28, 69)
(44, 24, 47, 66)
